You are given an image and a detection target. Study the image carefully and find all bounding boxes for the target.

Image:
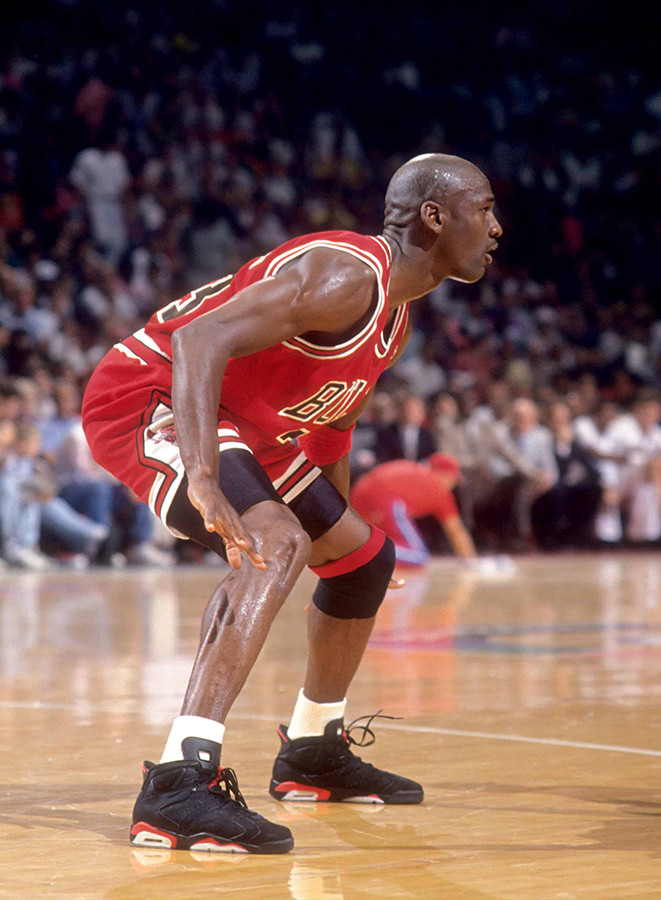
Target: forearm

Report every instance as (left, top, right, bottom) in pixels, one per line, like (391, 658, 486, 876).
(442, 516, 477, 559)
(171, 326, 229, 482)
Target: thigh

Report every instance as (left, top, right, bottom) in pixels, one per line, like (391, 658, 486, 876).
(167, 445, 352, 559)
(308, 504, 371, 567)
(166, 448, 285, 555)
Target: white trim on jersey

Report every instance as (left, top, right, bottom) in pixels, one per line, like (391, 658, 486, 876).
(374, 235, 393, 264)
(280, 467, 320, 504)
(113, 343, 148, 365)
(272, 451, 322, 503)
(143, 403, 187, 536)
(217, 426, 254, 454)
(272, 452, 310, 490)
(133, 328, 173, 362)
(264, 238, 389, 360)
(375, 305, 408, 359)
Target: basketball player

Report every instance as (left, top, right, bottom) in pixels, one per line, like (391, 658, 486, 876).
(82, 153, 502, 853)
(351, 452, 479, 567)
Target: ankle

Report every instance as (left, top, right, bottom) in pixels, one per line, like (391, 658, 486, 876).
(160, 715, 225, 765)
(287, 688, 346, 740)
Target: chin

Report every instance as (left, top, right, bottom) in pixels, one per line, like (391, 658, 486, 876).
(448, 269, 484, 285)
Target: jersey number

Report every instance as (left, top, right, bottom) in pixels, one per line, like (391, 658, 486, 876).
(156, 275, 233, 323)
(276, 379, 367, 443)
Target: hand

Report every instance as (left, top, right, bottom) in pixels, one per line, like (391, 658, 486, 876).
(187, 478, 266, 571)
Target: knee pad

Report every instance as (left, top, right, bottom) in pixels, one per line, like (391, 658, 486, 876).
(309, 526, 396, 619)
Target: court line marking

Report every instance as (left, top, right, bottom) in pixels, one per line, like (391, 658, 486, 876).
(373, 722, 661, 758)
(242, 714, 661, 759)
(3, 702, 660, 758)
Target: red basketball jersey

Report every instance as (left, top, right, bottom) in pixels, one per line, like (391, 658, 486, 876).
(106, 230, 407, 466)
(83, 230, 410, 520)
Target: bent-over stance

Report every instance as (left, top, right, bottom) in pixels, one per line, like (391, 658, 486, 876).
(82, 152, 502, 853)
(352, 453, 478, 568)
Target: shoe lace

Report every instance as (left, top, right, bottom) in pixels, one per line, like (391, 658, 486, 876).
(344, 710, 402, 748)
(208, 766, 247, 808)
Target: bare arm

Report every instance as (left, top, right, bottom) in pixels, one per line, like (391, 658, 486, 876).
(171, 249, 376, 568)
(441, 514, 478, 560)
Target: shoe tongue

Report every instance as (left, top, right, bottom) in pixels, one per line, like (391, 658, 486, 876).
(181, 736, 222, 769)
(323, 718, 345, 740)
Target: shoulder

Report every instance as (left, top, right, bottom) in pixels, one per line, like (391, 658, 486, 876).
(279, 246, 378, 334)
(287, 244, 377, 286)
(269, 230, 389, 281)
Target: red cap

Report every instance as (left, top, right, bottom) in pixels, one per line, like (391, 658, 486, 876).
(428, 452, 463, 482)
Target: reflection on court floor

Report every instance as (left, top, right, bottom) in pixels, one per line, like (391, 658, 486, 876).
(1, 553, 661, 898)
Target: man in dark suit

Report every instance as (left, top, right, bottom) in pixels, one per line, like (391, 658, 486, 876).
(376, 394, 437, 463)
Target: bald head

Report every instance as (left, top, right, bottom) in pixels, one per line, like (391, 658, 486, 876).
(384, 153, 488, 228)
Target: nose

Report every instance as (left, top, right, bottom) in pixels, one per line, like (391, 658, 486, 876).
(490, 212, 503, 238)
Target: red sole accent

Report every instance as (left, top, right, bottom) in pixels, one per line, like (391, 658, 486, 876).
(130, 822, 177, 848)
(274, 781, 332, 800)
(189, 838, 248, 853)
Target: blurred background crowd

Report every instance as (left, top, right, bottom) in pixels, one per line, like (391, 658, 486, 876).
(0, 0, 659, 568)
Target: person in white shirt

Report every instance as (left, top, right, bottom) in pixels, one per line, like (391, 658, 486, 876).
(70, 129, 130, 264)
(610, 391, 661, 542)
(574, 400, 627, 542)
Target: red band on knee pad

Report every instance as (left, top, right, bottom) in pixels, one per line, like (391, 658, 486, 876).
(309, 526, 386, 579)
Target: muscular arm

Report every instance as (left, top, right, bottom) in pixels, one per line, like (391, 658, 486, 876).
(171, 249, 376, 566)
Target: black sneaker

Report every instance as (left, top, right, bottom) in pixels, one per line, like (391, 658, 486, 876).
(269, 712, 424, 805)
(130, 738, 294, 854)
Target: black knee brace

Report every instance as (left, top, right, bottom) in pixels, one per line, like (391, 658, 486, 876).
(310, 526, 396, 619)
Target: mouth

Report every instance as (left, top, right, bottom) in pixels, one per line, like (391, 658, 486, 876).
(484, 243, 499, 265)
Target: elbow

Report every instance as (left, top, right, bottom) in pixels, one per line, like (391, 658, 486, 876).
(172, 320, 209, 365)
(171, 323, 193, 359)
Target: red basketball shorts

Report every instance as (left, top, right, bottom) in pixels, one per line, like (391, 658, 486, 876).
(82, 347, 327, 535)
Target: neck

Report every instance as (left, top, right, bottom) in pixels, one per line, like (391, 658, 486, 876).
(381, 227, 447, 308)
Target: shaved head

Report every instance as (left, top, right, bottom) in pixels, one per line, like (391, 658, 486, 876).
(381, 151, 501, 288)
(384, 153, 488, 228)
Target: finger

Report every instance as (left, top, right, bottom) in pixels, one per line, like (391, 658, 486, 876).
(224, 538, 265, 571)
(245, 547, 267, 570)
(213, 516, 266, 571)
(389, 577, 406, 589)
(225, 542, 243, 570)
(224, 525, 266, 570)
(228, 534, 266, 570)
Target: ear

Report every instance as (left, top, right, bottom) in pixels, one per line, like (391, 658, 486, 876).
(420, 201, 443, 234)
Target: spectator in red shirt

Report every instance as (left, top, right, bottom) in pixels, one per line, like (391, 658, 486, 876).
(351, 452, 479, 567)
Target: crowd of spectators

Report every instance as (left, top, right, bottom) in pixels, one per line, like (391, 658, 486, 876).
(351, 383, 661, 555)
(0, 1, 659, 567)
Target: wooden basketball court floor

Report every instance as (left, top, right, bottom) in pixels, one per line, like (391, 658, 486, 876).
(2, 552, 661, 899)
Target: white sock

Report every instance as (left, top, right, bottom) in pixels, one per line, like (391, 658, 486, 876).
(287, 689, 346, 740)
(160, 715, 226, 763)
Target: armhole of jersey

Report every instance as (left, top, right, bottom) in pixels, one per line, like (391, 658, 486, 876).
(375, 304, 409, 359)
(265, 238, 389, 360)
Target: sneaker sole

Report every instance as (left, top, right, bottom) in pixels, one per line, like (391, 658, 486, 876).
(130, 821, 294, 854)
(269, 779, 423, 804)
